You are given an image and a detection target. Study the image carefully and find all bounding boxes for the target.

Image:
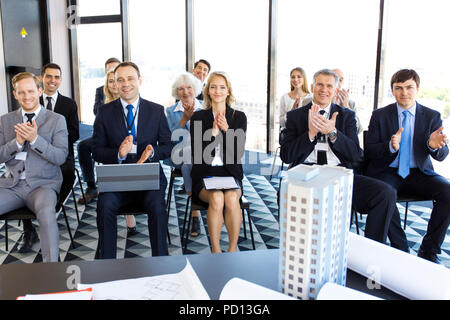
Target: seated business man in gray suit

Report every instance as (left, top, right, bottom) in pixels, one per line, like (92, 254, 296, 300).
(0, 72, 68, 262)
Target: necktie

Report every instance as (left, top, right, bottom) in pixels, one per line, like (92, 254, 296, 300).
(316, 110, 326, 142)
(46, 97, 53, 111)
(398, 110, 412, 178)
(25, 113, 35, 124)
(317, 110, 327, 165)
(126, 104, 136, 143)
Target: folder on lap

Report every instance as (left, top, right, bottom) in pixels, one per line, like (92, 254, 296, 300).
(203, 176, 240, 190)
(96, 163, 160, 193)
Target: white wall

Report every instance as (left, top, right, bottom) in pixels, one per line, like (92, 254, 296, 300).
(48, 0, 72, 98)
(0, 13, 8, 116)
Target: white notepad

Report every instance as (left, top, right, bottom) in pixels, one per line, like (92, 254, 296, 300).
(203, 176, 240, 190)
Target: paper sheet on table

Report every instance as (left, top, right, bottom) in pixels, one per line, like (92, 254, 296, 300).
(317, 282, 381, 300)
(203, 176, 239, 190)
(219, 278, 296, 300)
(17, 288, 93, 300)
(77, 258, 210, 300)
(347, 232, 450, 300)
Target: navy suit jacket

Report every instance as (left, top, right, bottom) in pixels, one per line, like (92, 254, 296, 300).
(92, 97, 172, 185)
(280, 102, 363, 169)
(93, 86, 105, 116)
(364, 102, 448, 177)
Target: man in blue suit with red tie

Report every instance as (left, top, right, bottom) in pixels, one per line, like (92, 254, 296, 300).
(365, 69, 449, 263)
(93, 62, 172, 259)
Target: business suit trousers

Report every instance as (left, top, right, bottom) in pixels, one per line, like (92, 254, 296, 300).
(0, 181, 59, 262)
(77, 137, 95, 185)
(353, 174, 398, 245)
(96, 187, 168, 259)
(375, 168, 450, 254)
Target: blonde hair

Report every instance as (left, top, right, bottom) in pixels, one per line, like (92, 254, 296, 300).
(290, 67, 310, 93)
(12, 72, 41, 90)
(202, 71, 236, 110)
(104, 70, 119, 103)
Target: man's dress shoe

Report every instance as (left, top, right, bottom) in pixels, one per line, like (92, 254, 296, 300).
(417, 248, 441, 264)
(17, 229, 39, 253)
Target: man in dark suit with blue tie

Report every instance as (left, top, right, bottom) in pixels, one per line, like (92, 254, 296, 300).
(281, 69, 399, 247)
(93, 62, 172, 259)
(365, 69, 449, 263)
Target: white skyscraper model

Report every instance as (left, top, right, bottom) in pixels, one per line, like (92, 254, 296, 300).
(278, 164, 354, 300)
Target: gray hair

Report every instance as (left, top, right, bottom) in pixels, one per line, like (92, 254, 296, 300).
(313, 69, 339, 87)
(171, 72, 203, 99)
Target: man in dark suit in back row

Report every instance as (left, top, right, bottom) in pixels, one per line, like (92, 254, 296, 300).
(18, 63, 79, 253)
(365, 69, 449, 263)
(93, 62, 172, 259)
(281, 68, 401, 248)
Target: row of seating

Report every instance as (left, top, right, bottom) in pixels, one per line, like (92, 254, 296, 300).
(1, 165, 256, 257)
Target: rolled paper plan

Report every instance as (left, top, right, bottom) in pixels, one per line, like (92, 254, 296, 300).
(347, 232, 450, 300)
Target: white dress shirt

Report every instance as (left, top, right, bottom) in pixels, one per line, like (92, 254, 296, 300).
(43, 92, 59, 111)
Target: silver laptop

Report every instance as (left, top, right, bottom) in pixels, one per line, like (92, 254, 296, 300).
(96, 163, 160, 193)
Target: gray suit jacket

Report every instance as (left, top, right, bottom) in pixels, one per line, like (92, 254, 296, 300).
(0, 107, 68, 193)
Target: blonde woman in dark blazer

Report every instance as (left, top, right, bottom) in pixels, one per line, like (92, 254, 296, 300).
(190, 71, 247, 253)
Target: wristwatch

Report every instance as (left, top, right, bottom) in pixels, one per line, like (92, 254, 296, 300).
(328, 129, 337, 140)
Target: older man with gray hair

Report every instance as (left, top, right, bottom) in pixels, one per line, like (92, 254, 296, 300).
(280, 69, 408, 251)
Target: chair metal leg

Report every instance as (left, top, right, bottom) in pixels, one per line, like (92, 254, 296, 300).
(61, 205, 75, 249)
(246, 208, 256, 250)
(269, 147, 280, 181)
(351, 208, 360, 235)
(71, 187, 81, 223)
(241, 208, 247, 240)
(184, 198, 193, 253)
(5, 220, 8, 251)
(75, 168, 86, 205)
(403, 202, 409, 230)
(181, 196, 191, 252)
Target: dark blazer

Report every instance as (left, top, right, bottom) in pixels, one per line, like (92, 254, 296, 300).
(93, 85, 105, 116)
(190, 106, 247, 184)
(364, 102, 448, 177)
(92, 97, 172, 183)
(280, 102, 363, 169)
(41, 93, 79, 157)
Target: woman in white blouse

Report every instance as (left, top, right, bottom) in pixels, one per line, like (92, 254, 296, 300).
(279, 67, 312, 128)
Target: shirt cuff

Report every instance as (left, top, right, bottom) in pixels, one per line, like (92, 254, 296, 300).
(389, 142, 396, 153)
(118, 153, 126, 163)
(16, 141, 24, 150)
(30, 136, 38, 145)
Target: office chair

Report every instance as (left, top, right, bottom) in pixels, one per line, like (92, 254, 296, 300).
(181, 194, 255, 253)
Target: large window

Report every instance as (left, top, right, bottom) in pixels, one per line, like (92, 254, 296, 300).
(276, 0, 380, 146)
(381, 0, 450, 178)
(129, 0, 186, 107)
(194, 0, 269, 151)
(77, 22, 122, 124)
(77, 0, 121, 17)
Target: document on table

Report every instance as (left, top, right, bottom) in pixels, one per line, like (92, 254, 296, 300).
(77, 258, 210, 300)
(347, 232, 450, 300)
(316, 282, 381, 300)
(17, 288, 93, 300)
(203, 176, 239, 190)
(219, 278, 295, 300)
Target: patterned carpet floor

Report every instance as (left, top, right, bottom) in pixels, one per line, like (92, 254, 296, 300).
(0, 146, 449, 268)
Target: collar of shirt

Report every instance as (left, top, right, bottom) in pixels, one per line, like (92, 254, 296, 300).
(318, 103, 332, 118)
(396, 102, 416, 118)
(21, 105, 42, 122)
(120, 96, 140, 112)
(174, 99, 202, 113)
(43, 91, 59, 106)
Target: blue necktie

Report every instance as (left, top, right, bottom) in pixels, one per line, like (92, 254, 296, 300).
(398, 110, 411, 178)
(126, 104, 136, 143)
